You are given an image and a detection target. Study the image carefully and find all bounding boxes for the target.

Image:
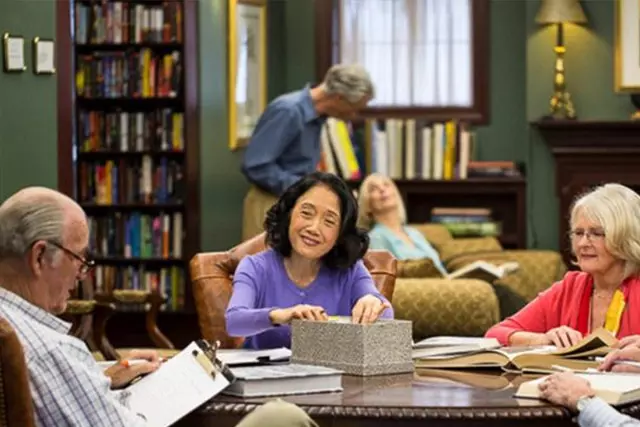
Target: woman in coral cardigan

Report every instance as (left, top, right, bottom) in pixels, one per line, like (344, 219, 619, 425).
(485, 183, 640, 349)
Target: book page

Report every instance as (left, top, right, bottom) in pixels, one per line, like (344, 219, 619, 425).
(124, 342, 232, 427)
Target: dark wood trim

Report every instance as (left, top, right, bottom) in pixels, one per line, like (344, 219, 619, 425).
(314, 0, 490, 124)
(183, 0, 201, 312)
(56, 0, 74, 197)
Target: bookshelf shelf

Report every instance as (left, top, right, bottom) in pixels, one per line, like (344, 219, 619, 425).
(93, 257, 184, 265)
(80, 203, 184, 212)
(77, 151, 184, 160)
(75, 42, 182, 53)
(57, 0, 201, 347)
(76, 97, 182, 110)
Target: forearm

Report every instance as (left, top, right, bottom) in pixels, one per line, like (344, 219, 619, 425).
(225, 307, 278, 337)
(508, 331, 547, 346)
(578, 397, 640, 427)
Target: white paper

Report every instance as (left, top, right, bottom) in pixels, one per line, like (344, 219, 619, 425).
(217, 347, 291, 366)
(36, 40, 55, 73)
(124, 342, 232, 427)
(6, 37, 24, 70)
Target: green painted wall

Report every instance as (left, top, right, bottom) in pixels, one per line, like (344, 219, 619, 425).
(0, 0, 57, 201)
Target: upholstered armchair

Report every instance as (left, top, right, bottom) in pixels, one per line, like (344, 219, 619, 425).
(0, 317, 35, 427)
(412, 223, 567, 302)
(189, 232, 397, 349)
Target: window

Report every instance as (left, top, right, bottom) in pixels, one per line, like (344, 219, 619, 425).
(315, 0, 490, 123)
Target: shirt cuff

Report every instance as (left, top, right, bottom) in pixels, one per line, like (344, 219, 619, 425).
(578, 397, 633, 427)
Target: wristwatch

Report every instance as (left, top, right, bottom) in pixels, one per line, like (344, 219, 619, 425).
(576, 395, 596, 412)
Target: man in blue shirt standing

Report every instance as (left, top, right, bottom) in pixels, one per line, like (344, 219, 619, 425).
(240, 64, 374, 241)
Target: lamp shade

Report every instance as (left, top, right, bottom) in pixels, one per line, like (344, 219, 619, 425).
(536, 0, 587, 24)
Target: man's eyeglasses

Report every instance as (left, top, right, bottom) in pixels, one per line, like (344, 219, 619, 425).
(46, 241, 95, 274)
(569, 229, 606, 242)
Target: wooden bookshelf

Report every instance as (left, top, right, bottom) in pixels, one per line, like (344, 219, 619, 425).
(348, 178, 527, 249)
(57, 0, 200, 347)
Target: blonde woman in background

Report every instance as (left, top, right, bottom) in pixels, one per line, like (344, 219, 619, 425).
(356, 173, 447, 274)
(357, 173, 528, 317)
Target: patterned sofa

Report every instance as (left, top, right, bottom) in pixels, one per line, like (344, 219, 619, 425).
(391, 224, 567, 339)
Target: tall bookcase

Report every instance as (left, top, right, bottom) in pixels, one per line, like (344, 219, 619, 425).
(57, 0, 200, 347)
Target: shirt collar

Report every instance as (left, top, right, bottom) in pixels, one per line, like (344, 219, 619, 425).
(300, 84, 323, 124)
(0, 287, 71, 335)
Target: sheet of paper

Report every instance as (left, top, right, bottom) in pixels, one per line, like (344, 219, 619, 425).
(216, 347, 291, 366)
(124, 342, 232, 427)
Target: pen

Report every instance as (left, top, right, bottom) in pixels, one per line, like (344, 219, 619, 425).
(551, 364, 574, 372)
(120, 357, 166, 368)
(594, 357, 640, 368)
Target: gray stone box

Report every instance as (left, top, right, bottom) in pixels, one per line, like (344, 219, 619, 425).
(290, 318, 414, 376)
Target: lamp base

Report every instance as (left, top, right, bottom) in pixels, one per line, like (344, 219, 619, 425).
(542, 90, 577, 121)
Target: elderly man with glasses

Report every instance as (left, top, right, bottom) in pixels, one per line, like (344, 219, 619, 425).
(0, 187, 318, 427)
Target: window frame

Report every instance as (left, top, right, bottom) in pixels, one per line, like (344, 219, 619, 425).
(314, 0, 490, 124)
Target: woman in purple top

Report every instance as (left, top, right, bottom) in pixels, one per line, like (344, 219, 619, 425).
(226, 172, 394, 349)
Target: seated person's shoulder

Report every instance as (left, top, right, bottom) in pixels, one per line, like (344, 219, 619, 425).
(235, 249, 281, 278)
(544, 270, 590, 296)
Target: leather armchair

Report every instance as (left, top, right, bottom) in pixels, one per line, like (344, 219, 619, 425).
(0, 317, 35, 427)
(189, 232, 397, 349)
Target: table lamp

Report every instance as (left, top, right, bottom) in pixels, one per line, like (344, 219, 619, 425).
(536, 0, 587, 120)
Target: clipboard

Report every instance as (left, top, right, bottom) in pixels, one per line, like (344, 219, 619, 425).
(124, 340, 236, 427)
(193, 339, 236, 383)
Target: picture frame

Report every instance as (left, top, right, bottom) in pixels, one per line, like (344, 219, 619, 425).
(228, 0, 267, 151)
(33, 37, 56, 75)
(3, 33, 26, 73)
(615, 0, 640, 91)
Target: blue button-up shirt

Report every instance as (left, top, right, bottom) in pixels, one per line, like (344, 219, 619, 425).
(0, 288, 146, 427)
(241, 85, 327, 196)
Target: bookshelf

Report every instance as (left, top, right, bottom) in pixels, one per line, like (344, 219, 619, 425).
(57, 0, 200, 347)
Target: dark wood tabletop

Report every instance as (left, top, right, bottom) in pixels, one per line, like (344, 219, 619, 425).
(177, 369, 640, 427)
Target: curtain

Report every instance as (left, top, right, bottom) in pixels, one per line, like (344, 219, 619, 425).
(339, 0, 472, 107)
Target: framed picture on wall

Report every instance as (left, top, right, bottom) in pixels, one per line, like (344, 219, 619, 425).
(615, 0, 640, 91)
(228, 0, 267, 151)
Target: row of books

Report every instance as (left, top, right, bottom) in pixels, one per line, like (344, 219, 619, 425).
(431, 207, 500, 238)
(91, 265, 185, 311)
(88, 212, 183, 259)
(75, 1, 183, 45)
(77, 158, 184, 205)
(319, 118, 520, 181)
(76, 50, 182, 99)
(78, 109, 184, 152)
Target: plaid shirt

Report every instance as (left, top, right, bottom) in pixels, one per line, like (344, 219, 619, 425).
(0, 288, 146, 427)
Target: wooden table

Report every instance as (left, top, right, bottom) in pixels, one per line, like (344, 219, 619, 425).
(177, 369, 640, 427)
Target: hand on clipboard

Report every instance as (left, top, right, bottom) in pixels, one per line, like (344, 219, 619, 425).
(122, 340, 236, 427)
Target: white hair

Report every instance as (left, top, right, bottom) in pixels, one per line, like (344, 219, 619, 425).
(0, 187, 71, 263)
(570, 183, 640, 278)
(321, 64, 375, 103)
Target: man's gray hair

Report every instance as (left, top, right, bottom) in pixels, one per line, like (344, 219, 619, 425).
(0, 188, 68, 261)
(322, 64, 375, 103)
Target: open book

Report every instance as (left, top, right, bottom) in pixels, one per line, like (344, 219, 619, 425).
(446, 260, 519, 282)
(516, 372, 640, 405)
(414, 328, 617, 373)
(413, 336, 501, 359)
(121, 340, 235, 427)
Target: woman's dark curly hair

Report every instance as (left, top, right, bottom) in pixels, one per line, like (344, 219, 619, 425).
(264, 172, 369, 269)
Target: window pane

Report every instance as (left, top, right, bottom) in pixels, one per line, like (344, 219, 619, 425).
(338, 0, 473, 108)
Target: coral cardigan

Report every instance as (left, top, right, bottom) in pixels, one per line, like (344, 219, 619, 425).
(485, 271, 640, 345)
